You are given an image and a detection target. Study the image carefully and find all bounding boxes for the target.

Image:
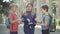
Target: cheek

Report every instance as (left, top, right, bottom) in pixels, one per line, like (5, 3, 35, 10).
(42, 10, 45, 13)
(42, 10, 44, 12)
(42, 9, 44, 12)
(29, 7, 32, 10)
(13, 6, 16, 10)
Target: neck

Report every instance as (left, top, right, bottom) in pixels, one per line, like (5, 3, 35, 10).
(45, 12, 48, 15)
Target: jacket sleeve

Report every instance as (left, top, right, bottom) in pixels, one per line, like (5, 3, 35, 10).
(31, 14, 36, 26)
(21, 14, 27, 22)
(33, 14, 36, 23)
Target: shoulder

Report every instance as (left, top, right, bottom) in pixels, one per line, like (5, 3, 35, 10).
(45, 15, 50, 20)
(8, 13, 13, 18)
(45, 15, 49, 18)
(8, 13, 11, 16)
(34, 13, 36, 16)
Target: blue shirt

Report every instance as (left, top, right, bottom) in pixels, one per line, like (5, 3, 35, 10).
(41, 13, 50, 30)
(21, 12, 36, 32)
(21, 12, 36, 26)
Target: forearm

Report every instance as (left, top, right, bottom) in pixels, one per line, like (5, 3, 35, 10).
(40, 23, 48, 26)
(10, 19, 18, 24)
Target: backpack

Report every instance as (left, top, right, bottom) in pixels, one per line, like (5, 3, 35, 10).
(5, 14, 14, 29)
(49, 15, 56, 32)
(46, 14, 56, 32)
(5, 17, 10, 29)
(48, 14, 53, 32)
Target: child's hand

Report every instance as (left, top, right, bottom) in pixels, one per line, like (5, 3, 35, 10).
(18, 19, 22, 21)
(35, 18, 40, 23)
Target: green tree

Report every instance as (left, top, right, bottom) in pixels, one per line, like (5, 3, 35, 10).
(0, 0, 14, 24)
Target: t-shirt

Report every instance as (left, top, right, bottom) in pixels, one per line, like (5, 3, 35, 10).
(8, 13, 18, 32)
(41, 13, 50, 30)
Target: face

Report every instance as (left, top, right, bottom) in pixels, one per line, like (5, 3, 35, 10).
(11, 6, 17, 12)
(41, 8, 46, 14)
(27, 4, 33, 12)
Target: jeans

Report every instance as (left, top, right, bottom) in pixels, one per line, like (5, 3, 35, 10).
(42, 29, 50, 34)
(10, 32, 17, 34)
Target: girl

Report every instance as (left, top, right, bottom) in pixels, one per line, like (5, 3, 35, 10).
(8, 3, 21, 34)
(21, 3, 36, 34)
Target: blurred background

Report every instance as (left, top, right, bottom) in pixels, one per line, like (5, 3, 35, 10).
(0, 0, 60, 34)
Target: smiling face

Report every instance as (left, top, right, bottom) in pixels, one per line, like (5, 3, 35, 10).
(10, 6, 17, 13)
(41, 5, 49, 14)
(26, 3, 33, 12)
(41, 8, 46, 14)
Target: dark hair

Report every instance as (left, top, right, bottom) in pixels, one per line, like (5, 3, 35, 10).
(26, 3, 33, 8)
(41, 5, 49, 12)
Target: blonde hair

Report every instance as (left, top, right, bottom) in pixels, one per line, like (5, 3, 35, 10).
(9, 3, 17, 9)
(23, 3, 35, 17)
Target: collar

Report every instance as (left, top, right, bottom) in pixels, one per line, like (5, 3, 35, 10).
(44, 12, 49, 16)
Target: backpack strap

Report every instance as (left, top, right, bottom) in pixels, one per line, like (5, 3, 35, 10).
(11, 13, 14, 20)
(11, 13, 14, 31)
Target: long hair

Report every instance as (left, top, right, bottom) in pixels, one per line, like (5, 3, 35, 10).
(23, 3, 35, 17)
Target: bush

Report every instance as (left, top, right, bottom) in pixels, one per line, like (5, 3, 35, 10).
(0, 14, 3, 24)
(58, 21, 60, 26)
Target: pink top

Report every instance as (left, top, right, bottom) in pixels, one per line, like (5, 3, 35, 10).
(8, 13, 18, 32)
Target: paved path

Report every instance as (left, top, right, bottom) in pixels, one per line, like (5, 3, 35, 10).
(0, 24, 60, 34)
